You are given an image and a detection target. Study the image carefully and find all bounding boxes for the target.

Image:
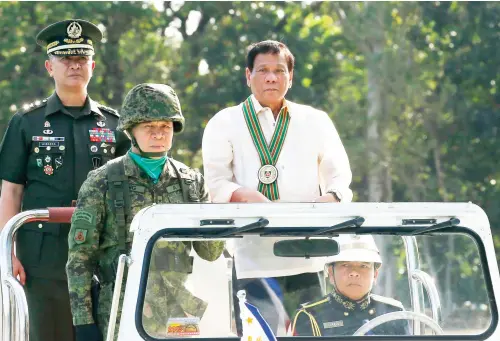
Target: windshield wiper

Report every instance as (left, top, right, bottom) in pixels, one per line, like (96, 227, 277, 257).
(410, 218, 460, 235)
(158, 219, 268, 238)
(306, 216, 365, 237)
(215, 218, 269, 237)
(258, 217, 365, 237)
(157, 216, 458, 238)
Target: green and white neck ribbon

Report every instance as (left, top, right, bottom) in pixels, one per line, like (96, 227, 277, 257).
(242, 96, 290, 200)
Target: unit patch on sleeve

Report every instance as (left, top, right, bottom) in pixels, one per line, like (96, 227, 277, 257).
(74, 228, 88, 244)
(72, 210, 96, 225)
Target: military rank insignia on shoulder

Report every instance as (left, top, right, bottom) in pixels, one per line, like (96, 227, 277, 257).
(97, 103, 119, 117)
(370, 294, 404, 309)
(19, 98, 48, 115)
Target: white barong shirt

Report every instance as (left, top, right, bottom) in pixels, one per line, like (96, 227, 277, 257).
(202, 95, 353, 278)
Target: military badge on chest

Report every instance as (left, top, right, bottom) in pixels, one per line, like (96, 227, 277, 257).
(88, 125, 116, 169)
(32, 121, 66, 176)
(43, 155, 54, 175)
(89, 127, 116, 143)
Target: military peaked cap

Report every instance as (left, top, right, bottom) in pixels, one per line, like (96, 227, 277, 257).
(36, 19, 102, 56)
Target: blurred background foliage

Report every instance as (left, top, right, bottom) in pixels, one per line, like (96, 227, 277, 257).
(0, 0, 499, 308)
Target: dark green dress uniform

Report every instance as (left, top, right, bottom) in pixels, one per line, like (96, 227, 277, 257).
(0, 19, 129, 341)
(292, 289, 410, 336)
(0, 93, 129, 341)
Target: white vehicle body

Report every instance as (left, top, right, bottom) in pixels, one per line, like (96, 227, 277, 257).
(1, 202, 499, 341)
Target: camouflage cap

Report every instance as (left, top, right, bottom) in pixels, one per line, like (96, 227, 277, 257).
(118, 83, 185, 133)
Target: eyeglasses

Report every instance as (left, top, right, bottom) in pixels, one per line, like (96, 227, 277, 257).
(54, 56, 92, 66)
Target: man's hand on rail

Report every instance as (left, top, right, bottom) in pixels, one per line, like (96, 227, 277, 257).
(12, 252, 26, 285)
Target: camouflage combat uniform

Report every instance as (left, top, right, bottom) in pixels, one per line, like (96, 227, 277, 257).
(66, 83, 225, 340)
(66, 154, 224, 338)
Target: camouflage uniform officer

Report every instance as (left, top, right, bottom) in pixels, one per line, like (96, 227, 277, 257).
(292, 235, 410, 336)
(66, 83, 225, 341)
(0, 19, 129, 341)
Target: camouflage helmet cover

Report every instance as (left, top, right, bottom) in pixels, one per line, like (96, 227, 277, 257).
(118, 83, 185, 133)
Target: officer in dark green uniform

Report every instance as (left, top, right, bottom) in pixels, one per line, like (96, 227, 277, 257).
(0, 19, 129, 341)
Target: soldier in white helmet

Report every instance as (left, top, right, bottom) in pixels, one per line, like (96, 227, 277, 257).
(291, 234, 410, 336)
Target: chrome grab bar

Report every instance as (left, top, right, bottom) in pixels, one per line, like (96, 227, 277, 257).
(1, 210, 49, 341)
(6, 276, 29, 341)
(225, 253, 235, 335)
(403, 236, 425, 335)
(106, 254, 132, 341)
(1, 208, 75, 341)
(412, 269, 442, 323)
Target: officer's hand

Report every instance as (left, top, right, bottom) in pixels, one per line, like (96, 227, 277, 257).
(230, 188, 271, 203)
(12, 253, 26, 285)
(314, 194, 339, 203)
(75, 323, 102, 341)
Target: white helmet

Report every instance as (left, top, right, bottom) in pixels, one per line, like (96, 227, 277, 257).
(326, 234, 382, 266)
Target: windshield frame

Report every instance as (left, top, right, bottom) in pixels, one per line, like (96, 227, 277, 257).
(134, 226, 498, 341)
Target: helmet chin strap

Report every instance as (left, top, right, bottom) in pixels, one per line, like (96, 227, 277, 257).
(130, 135, 167, 159)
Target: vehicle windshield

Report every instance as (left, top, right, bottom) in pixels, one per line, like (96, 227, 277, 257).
(137, 231, 494, 339)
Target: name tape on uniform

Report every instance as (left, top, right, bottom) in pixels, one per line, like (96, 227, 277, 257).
(39, 141, 60, 147)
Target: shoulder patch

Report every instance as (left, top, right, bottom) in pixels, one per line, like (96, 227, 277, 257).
(72, 209, 97, 225)
(97, 103, 120, 117)
(18, 98, 48, 115)
(370, 294, 404, 310)
(74, 228, 88, 244)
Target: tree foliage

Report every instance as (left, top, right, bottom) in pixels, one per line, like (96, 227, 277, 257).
(0, 0, 499, 303)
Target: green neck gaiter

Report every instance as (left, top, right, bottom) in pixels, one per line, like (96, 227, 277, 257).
(128, 150, 167, 184)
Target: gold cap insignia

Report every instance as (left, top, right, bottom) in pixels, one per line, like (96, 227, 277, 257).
(67, 21, 82, 39)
